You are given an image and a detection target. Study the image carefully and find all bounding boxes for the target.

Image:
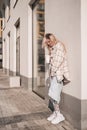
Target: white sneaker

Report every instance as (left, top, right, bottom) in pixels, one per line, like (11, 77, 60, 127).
(51, 113, 65, 124)
(47, 111, 56, 121)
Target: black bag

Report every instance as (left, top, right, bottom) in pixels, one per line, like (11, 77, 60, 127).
(48, 99, 54, 112)
(62, 76, 70, 86)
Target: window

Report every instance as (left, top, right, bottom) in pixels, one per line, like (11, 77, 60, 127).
(0, 30, 2, 68)
(15, 18, 20, 76)
(2, 4, 6, 29)
(0, 43, 2, 54)
(31, 0, 45, 98)
(0, 18, 3, 38)
(7, 32, 10, 71)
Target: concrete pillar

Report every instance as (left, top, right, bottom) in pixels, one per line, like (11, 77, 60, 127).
(81, 0, 87, 129)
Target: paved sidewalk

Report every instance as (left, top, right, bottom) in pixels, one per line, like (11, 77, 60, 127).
(0, 70, 78, 130)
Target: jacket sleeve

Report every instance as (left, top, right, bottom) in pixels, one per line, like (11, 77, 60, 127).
(50, 44, 66, 76)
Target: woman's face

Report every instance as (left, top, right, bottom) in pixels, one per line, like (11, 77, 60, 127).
(46, 35, 55, 47)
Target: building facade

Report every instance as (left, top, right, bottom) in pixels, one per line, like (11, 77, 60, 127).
(0, 0, 87, 130)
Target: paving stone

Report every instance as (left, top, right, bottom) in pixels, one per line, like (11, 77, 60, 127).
(11, 123, 18, 128)
(0, 70, 78, 130)
(0, 126, 7, 130)
(6, 124, 12, 130)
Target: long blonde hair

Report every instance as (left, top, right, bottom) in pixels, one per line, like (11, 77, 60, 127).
(42, 33, 57, 48)
(42, 33, 66, 53)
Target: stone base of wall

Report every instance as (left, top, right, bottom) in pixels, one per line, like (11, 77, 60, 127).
(81, 100, 87, 130)
(60, 93, 87, 130)
(20, 75, 32, 91)
(3, 68, 32, 91)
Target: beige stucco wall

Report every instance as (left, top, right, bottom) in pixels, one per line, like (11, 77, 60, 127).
(45, 0, 81, 99)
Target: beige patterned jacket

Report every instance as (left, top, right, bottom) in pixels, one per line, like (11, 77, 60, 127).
(49, 42, 70, 82)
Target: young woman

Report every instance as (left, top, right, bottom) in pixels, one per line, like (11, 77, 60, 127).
(42, 33, 70, 124)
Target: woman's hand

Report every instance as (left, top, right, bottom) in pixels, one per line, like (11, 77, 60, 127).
(42, 37, 47, 48)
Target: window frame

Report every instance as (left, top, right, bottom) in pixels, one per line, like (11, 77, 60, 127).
(13, 0, 19, 8)
(7, 0, 11, 22)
